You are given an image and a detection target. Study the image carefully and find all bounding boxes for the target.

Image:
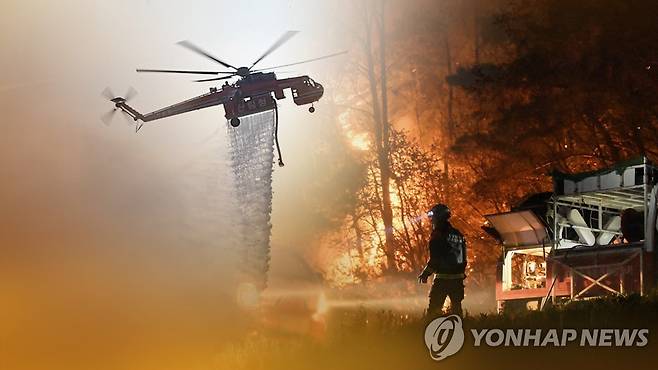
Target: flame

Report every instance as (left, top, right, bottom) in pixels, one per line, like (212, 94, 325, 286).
(350, 133, 371, 151)
(327, 252, 360, 286)
(316, 168, 433, 285)
(319, 113, 440, 284)
(338, 111, 371, 151)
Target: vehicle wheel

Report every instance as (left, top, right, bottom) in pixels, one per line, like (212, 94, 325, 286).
(308, 106, 315, 113)
(230, 117, 240, 127)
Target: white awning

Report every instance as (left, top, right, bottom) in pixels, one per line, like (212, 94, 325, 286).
(486, 210, 548, 247)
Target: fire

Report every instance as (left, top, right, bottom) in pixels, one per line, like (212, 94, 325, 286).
(350, 133, 371, 151)
(314, 115, 444, 286)
(338, 111, 371, 151)
(313, 165, 433, 286)
(326, 252, 360, 286)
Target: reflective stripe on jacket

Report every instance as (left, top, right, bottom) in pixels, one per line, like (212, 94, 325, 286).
(422, 222, 467, 276)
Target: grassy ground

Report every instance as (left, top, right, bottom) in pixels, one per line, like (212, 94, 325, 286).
(215, 294, 658, 370)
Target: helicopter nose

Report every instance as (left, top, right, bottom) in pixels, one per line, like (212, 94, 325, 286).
(316, 83, 324, 98)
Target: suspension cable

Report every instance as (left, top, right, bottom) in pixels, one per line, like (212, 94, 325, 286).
(274, 103, 284, 167)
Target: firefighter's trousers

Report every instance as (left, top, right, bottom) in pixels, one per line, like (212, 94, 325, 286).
(427, 276, 464, 317)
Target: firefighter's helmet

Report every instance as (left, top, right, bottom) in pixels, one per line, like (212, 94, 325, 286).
(428, 204, 451, 220)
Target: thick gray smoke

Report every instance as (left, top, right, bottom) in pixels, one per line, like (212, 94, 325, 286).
(227, 110, 276, 289)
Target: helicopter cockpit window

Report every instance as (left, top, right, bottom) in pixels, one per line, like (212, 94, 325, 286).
(304, 78, 316, 87)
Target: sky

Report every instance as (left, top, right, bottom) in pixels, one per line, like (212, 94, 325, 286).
(0, 1, 350, 369)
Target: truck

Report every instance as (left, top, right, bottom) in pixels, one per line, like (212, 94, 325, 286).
(485, 157, 657, 312)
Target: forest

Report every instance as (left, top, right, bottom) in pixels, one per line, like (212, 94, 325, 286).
(306, 0, 658, 294)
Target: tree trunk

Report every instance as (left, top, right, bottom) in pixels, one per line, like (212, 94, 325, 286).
(378, 1, 396, 271)
(473, 10, 481, 134)
(363, 2, 396, 272)
(444, 37, 454, 181)
(360, 1, 396, 272)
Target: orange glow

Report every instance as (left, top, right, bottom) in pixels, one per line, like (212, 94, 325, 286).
(338, 111, 371, 151)
(312, 291, 329, 321)
(350, 133, 371, 151)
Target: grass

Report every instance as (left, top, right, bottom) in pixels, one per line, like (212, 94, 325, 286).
(214, 293, 658, 370)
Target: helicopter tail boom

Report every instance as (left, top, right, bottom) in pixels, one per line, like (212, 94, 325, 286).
(109, 89, 233, 131)
(112, 98, 144, 122)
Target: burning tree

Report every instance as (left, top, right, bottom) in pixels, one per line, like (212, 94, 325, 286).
(313, 129, 444, 285)
(447, 0, 658, 207)
(312, 0, 502, 289)
(310, 0, 658, 308)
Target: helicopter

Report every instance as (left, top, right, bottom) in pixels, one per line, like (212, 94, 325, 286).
(102, 31, 345, 131)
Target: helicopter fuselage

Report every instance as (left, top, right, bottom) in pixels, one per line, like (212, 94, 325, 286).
(221, 73, 324, 120)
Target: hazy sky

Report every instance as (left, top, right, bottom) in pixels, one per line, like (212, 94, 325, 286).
(1, 1, 350, 369)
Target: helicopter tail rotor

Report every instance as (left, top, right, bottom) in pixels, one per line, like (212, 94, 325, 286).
(100, 87, 139, 127)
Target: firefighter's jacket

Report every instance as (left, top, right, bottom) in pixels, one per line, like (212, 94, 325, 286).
(422, 222, 467, 279)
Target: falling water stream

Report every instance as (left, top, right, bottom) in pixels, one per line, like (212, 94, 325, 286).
(227, 110, 276, 290)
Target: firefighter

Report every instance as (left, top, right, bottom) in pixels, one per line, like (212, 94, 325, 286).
(418, 204, 467, 317)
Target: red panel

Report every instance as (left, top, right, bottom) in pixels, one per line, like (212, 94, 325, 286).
(551, 247, 644, 298)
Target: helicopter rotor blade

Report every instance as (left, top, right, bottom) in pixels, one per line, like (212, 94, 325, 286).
(101, 109, 117, 126)
(194, 75, 237, 82)
(136, 68, 235, 75)
(253, 50, 348, 72)
(124, 86, 138, 101)
(177, 40, 239, 70)
(101, 87, 116, 101)
(120, 111, 136, 126)
(249, 30, 299, 70)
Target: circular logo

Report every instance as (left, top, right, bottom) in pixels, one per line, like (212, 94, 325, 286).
(424, 315, 464, 361)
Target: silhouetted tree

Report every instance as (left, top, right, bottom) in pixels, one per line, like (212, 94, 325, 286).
(449, 0, 658, 205)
